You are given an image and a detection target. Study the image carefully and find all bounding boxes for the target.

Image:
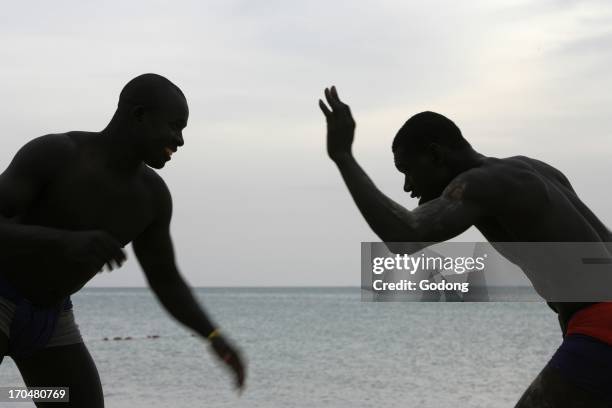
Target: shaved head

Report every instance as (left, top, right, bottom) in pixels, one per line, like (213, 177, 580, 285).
(105, 73, 189, 169)
(392, 111, 470, 156)
(118, 73, 186, 112)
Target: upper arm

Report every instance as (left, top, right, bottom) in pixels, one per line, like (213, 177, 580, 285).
(132, 174, 179, 286)
(414, 179, 485, 241)
(0, 135, 71, 217)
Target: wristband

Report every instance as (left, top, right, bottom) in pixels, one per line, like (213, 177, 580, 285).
(207, 328, 220, 340)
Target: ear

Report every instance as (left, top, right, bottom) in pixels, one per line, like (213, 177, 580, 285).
(428, 143, 445, 164)
(131, 105, 146, 122)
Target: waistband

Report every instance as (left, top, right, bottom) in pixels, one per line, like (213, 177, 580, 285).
(566, 302, 612, 346)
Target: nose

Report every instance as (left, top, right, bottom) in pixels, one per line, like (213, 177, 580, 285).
(175, 132, 184, 147)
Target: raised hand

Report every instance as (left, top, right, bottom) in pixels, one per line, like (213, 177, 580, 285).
(319, 86, 356, 161)
(209, 334, 247, 391)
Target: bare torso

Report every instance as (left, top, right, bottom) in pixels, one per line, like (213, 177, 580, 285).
(3, 132, 161, 303)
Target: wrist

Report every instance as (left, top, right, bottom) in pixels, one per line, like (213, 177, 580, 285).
(207, 328, 221, 342)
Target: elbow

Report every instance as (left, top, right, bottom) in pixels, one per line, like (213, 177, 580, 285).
(377, 228, 429, 255)
(379, 231, 426, 255)
(377, 228, 422, 248)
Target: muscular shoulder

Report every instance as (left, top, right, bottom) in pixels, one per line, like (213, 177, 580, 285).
(0, 133, 80, 216)
(511, 155, 574, 190)
(11, 133, 76, 167)
(3, 133, 78, 182)
(22, 132, 77, 151)
(443, 157, 550, 210)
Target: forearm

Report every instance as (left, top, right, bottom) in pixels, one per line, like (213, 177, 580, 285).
(334, 154, 419, 242)
(0, 215, 65, 256)
(151, 276, 217, 338)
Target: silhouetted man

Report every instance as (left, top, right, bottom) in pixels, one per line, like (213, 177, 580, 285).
(319, 86, 612, 407)
(0, 73, 245, 407)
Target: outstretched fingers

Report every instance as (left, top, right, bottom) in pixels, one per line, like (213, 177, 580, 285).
(324, 87, 340, 110)
(319, 99, 331, 117)
(320, 87, 336, 114)
(320, 85, 354, 126)
(323, 85, 350, 111)
(330, 85, 343, 104)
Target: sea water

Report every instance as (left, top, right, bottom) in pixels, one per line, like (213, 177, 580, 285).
(0, 288, 560, 407)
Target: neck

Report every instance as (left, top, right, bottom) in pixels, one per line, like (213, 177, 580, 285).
(449, 147, 485, 175)
(96, 121, 143, 174)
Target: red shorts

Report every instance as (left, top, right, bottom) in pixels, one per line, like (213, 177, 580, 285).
(566, 302, 612, 346)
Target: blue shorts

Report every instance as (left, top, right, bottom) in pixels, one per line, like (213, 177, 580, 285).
(547, 334, 612, 403)
(0, 275, 82, 359)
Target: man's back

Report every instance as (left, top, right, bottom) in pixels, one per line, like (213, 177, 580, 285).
(465, 156, 602, 244)
(466, 156, 612, 326)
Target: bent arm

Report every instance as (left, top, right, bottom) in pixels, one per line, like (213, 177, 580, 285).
(334, 155, 482, 245)
(319, 87, 482, 250)
(0, 136, 73, 257)
(0, 218, 66, 255)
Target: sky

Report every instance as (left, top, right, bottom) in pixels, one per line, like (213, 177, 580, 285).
(1, 0, 611, 287)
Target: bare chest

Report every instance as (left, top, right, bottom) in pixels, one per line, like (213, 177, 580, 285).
(25, 165, 155, 245)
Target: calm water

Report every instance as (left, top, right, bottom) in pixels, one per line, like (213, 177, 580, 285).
(0, 288, 561, 407)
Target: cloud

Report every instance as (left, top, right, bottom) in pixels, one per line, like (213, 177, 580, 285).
(1, 0, 611, 286)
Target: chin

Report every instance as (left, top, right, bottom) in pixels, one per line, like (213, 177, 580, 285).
(145, 160, 166, 170)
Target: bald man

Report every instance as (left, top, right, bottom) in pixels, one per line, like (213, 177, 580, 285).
(0, 74, 245, 406)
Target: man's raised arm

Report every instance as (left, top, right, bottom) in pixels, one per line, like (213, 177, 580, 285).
(318, 86, 483, 249)
(132, 176, 246, 390)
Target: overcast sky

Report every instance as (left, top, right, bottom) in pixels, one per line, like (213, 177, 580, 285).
(1, 0, 611, 286)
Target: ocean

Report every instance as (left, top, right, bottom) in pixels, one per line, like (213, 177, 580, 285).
(0, 288, 561, 407)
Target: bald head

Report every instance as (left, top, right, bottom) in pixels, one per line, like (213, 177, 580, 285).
(105, 73, 189, 169)
(392, 111, 469, 156)
(118, 73, 186, 112)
